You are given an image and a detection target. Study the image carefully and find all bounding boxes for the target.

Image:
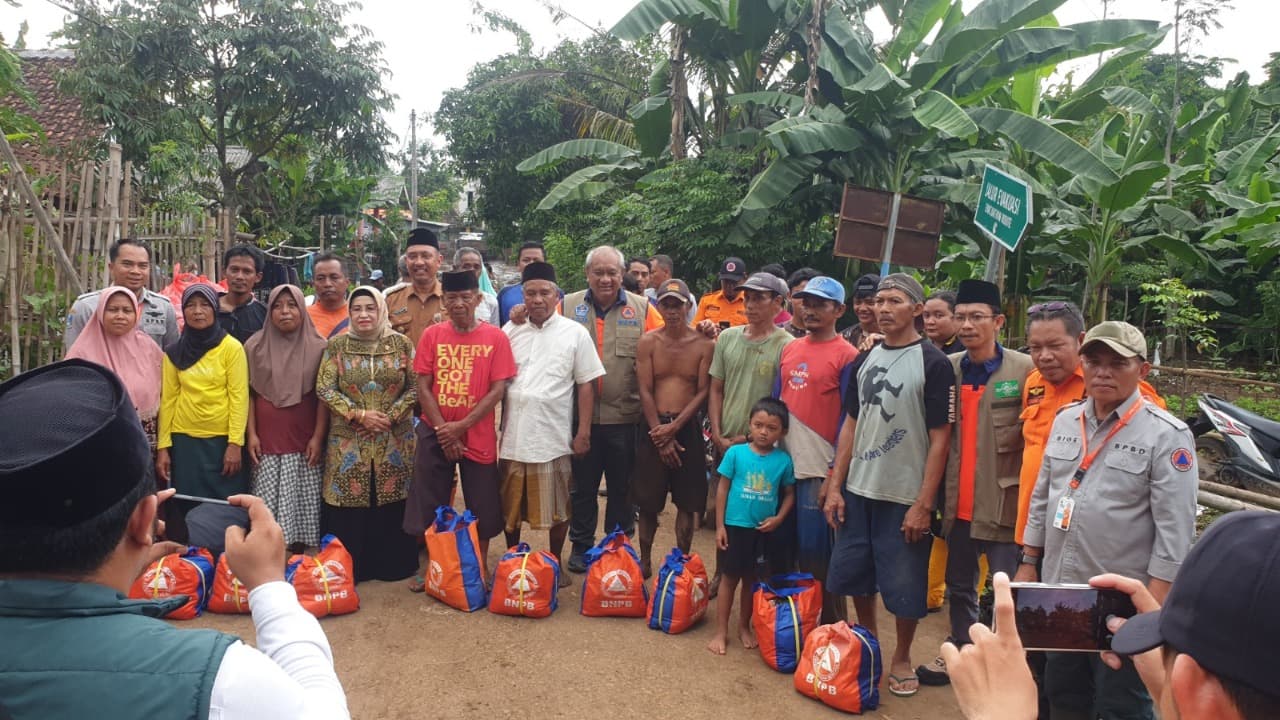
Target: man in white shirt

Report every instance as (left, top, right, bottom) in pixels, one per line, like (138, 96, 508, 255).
(0, 359, 349, 719)
(499, 262, 605, 580)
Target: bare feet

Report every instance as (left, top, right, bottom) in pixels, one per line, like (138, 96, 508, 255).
(706, 634, 728, 655)
(740, 625, 758, 650)
(558, 572, 572, 588)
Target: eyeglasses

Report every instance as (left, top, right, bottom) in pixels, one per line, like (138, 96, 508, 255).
(1027, 301, 1069, 315)
(954, 313, 995, 324)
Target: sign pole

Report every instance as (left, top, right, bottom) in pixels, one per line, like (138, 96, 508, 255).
(879, 191, 902, 277)
(983, 244, 1003, 283)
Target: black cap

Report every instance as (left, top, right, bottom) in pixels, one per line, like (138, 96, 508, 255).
(1111, 511, 1280, 695)
(718, 257, 746, 281)
(852, 273, 881, 298)
(0, 360, 151, 528)
(406, 227, 439, 249)
(441, 270, 479, 293)
(956, 279, 1002, 309)
(521, 261, 557, 284)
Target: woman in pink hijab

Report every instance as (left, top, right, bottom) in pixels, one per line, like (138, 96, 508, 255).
(65, 285, 164, 449)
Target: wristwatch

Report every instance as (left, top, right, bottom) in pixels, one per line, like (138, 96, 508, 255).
(1018, 551, 1041, 567)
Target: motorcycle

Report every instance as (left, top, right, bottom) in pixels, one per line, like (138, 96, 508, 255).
(1187, 394, 1280, 498)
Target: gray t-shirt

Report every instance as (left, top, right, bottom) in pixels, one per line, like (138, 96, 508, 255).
(844, 338, 955, 506)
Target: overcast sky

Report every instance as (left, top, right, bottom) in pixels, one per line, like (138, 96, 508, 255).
(5, 0, 1272, 154)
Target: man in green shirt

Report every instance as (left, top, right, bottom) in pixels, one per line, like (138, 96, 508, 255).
(707, 272, 793, 592)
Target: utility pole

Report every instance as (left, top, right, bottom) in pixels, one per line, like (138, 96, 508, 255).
(409, 109, 419, 228)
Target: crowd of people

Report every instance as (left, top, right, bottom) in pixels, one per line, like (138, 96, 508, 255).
(2, 230, 1276, 720)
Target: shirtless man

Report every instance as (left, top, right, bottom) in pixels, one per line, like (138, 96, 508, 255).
(633, 279, 714, 577)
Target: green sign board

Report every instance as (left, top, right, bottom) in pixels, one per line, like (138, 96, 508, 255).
(974, 165, 1032, 252)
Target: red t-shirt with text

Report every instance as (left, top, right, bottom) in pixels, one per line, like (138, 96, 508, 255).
(414, 322, 517, 464)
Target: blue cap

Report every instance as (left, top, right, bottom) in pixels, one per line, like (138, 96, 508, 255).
(793, 276, 846, 303)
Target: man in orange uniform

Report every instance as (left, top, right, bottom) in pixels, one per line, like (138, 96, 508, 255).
(1015, 301, 1166, 546)
(693, 257, 748, 329)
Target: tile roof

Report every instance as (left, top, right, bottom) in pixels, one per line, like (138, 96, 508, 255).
(3, 50, 106, 166)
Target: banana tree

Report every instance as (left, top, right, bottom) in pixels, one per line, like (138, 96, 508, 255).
(735, 0, 1163, 225)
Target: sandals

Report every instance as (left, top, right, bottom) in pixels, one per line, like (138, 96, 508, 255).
(407, 575, 426, 593)
(888, 673, 920, 697)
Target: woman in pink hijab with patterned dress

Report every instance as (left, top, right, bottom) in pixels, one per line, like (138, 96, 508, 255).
(65, 285, 163, 451)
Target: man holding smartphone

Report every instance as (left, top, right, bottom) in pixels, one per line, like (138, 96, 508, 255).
(945, 511, 1280, 720)
(1017, 322, 1197, 719)
(0, 360, 349, 718)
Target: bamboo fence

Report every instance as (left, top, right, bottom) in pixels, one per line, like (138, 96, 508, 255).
(1, 144, 231, 377)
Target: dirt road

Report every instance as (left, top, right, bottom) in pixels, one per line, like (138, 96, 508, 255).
(189, 503, 964, 719)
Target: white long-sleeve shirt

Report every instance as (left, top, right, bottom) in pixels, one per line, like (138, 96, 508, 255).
(209, 581, 349, 719)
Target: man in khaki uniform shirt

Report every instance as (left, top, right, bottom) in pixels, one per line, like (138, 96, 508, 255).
(384, 228, 445, 347)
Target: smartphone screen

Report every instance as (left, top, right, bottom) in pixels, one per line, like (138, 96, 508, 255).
(1003, 583, 1137, 652)
(161, 494, 247, 549)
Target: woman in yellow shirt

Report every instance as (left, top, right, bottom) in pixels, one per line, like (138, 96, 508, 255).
(155, 283, 249, 498)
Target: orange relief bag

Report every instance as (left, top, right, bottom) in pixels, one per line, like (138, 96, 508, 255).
(128, 546, 216, 620)
(793, 622, 882, 714)
(580, 528, 648, 618)
(645, 548, 710, 634)
(423, 507, 489, 612)
(286, 534, 359, 618)
(753, 573, 823, 672)
(207, 552, 250, 614)
(487, 543, 561, 618)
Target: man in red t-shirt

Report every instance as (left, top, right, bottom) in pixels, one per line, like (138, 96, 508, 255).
(775, 275, 857, 624)
(405, 270, 516, 590)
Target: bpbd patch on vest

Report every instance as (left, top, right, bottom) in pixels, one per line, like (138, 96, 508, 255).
(621, 306, 636, 320)
(994, 380, 1020, 399)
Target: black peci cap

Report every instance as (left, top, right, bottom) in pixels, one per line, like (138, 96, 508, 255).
(0, 360, 151, 528)
(1111, 511, 1280, 695)
(521, 261, 557, 284)
(441, 269, 479, 292)
(406, 227, 439, 249)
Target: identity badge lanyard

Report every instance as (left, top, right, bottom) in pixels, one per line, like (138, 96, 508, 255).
(1053, 399, 1145, 531)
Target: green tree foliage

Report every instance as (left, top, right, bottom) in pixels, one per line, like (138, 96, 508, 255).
(57, 0, 394, 212)
(434, 30, 654, 251)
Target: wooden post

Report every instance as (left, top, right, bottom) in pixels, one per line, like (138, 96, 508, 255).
(120, 160, 133, 241)
(0, 130, 84, 292)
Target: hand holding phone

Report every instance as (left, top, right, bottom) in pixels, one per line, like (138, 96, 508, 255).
(942, 573, 1038, 720)
(224, 495, 286, 592)
(1003, 582, 1138, 652)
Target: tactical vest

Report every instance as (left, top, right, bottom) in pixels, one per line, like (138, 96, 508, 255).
(563, 289, 648, 425)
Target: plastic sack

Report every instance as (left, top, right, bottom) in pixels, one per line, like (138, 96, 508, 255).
(287, 534, 359, 618)
(645, 548, 710, 634)
(128, 546, 216, 620)
(793, 622, 882, 714)
(161, 264, 218, 330)
(423, 506, 488, 612)
(580, 528, 647, 618)
(487, 543, 560, 618)
(207, 552, 250, 614)
(753, 573, 824, 672)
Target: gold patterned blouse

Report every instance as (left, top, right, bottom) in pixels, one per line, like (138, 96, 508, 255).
(316, 331, 417, 507)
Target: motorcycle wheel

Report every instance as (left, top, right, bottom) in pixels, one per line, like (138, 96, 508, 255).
(1194, 435, 1229, 484)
